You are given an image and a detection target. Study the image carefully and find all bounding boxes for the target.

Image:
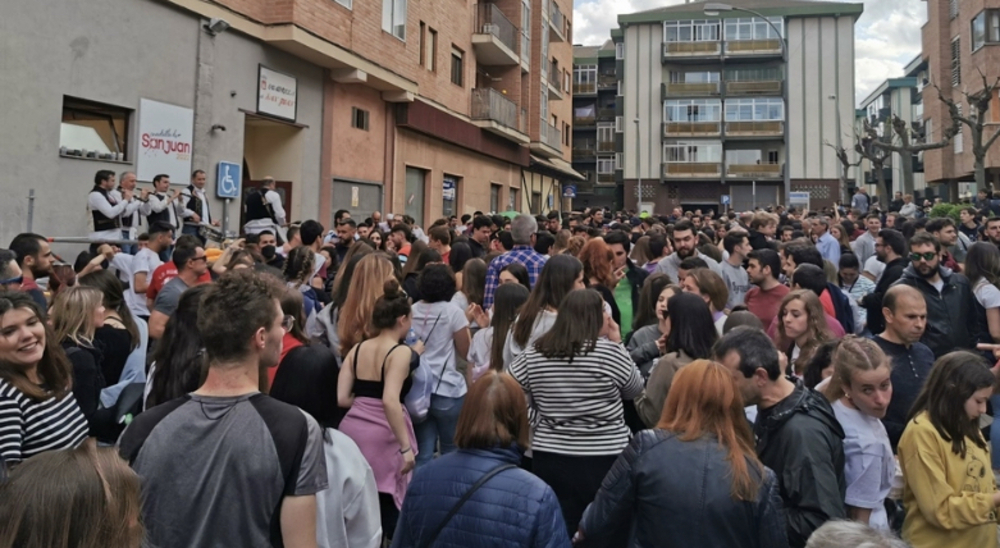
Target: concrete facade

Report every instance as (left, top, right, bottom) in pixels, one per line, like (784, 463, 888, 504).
(614, 0, 861, 212)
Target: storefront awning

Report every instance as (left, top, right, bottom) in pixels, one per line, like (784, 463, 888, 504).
(529, 155, 585, 181)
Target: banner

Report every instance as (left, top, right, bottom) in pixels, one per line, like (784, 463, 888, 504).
(136, 99, 194, 183)
(258, 65, 298, 121)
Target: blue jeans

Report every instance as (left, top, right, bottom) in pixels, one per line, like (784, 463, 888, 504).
(414, 394, 465, 466)
(991, 395, 1000, 470)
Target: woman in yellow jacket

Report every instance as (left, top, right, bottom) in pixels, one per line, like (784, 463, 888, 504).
(898, 350, 1000, 548)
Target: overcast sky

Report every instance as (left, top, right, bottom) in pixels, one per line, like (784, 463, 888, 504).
(572, 0, 927, 103)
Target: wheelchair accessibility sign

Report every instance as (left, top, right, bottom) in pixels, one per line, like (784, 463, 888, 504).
(216, 161, 242, 199)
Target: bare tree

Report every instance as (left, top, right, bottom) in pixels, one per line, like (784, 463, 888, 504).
(870, 113, 957, 196)
(825, 140, 862, 200)
(853, 118, 893, 200)
(935, 71, 1000, 191)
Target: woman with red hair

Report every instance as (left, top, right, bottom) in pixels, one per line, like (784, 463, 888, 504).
(578, 238, 623, 327)
(576, 360, 788, 548)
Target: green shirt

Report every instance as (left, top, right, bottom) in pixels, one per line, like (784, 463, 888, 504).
(614, 278, 633, 339)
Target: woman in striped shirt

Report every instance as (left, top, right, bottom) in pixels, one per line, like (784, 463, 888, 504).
(509, 288, 643, 540)
(0, 291, 88, 465)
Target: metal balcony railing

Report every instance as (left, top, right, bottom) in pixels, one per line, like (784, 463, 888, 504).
(598, 74, 617, 89)
(574, 82, 597, 95)
(597, 140, 615, 152)
(665, 82, 720, 96)
(596, 108, 615, 119)
(725, 39, 782, 55)
(663, 162, 722, 177)
(726, 163, 783, 178)
(573, 140, 596, 154)
(471, 88, 521, 131)
(550, 2, 566, 40)
(725, 81, 782, 95)
(663, 121, 722, 136)
(474, 3, 518, 55)
(548, 62, 561, 92)
(725, 121, 784, 136)
(540, 120, 562, 150)
(663, 41, 721, 57)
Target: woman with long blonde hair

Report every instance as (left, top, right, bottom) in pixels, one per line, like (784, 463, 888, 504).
(777, 289, 832, 377)
(338, 254, 398, 358)
(50, 286, 120, 441)
(577, 360, 787, 547)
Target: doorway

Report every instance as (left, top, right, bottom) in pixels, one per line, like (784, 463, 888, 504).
(238, 180, 293, 229)
(331, 179, 383, 225)
(404, 167, 426, 227)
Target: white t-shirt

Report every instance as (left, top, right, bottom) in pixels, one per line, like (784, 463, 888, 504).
(973, 278, 1000, 309)
(129, 248, 163, 317)
(467, 326, 494, 382)
(832, 400, 895, 532)
(411, 300, 470, 399)
(863, 256, 885, 284)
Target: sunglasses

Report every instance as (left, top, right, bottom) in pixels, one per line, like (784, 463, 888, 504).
(191, 255, 208, 262)
(909, 252, 937, 262)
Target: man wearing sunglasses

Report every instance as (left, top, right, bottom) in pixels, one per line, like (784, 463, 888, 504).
(893, 231, 978, 358)
(148, 243, 209, 340)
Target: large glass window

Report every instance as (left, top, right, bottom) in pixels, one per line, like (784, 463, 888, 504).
(382, 0, 407, 40)
(61, 96, 130, 160)
(669, 71, 720, 83)
(664, 142, 722, 163)
(725, 149, 762, 166)
(972, 10, 1000, 51)
(723, 17, 783, 41)
(663, 20, 720, 42)
(725, 98, 784, 121)
(597, 156, 615, 174)
(725, 67, 782, 81)
(664, 99, 722, 122)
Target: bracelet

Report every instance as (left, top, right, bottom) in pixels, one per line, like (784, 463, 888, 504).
(399, 447, 412, 454)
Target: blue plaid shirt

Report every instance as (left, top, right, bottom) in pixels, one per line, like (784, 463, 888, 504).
(483, 246, 548, 309)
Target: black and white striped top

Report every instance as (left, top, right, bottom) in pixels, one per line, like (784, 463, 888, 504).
(508, 339, 644, 456)
(0, 379, 89, 463)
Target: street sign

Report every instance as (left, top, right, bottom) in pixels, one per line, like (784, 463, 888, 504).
(216, 161, 241, 199)
(720, 194, 731, 206)
(562, 184, 577, 198)
(789, 191, 810, 211)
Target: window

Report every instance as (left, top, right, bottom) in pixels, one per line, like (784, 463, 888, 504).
(573, 65, 597, 93)
(663, 20, 720, 43)
(443, 175, 458, 216)
(955, 104, 964, 154)
(509, 188, 519, 211)
(531, 192, 541, 213)
(617, 80, 623, 96)
(950, 0, 959, 20)
(419, 23, 436, 70)
(663, 142, 722, 163)
(615, 152, 623, 170)
(451, 46, 464, 86)
(663, 99, 723, 122)
(725, 149, 761, 166)
(334, 0, 352, 9)
(951, 37, 961, 86)
(351, 107, 370, 130)
(382, 0, 406, 40)
(563, 122, 571, 146)
(725, 67, 782, 81)
(60, 96, 130, 160)
(724, 98, 784, 121)
(972, 10, 1000, 51)
(615, 115, 623, 132)
(767, 150, 780, 164)
(597, 123, 615, 146)
(564, 70, 571, 94)
(615, 41, 625, 59)
(723, 17, 784, 41)
(597, 157, 615, 174)
(521, 0, 531, 67)
(669, 71, 720, 84)
(490, 184, 501, 212)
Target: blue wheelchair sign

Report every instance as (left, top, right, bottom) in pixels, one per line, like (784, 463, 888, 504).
(216, 162, 242, 199)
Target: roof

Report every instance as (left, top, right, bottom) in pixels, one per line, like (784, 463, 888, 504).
(904, 54, 927, 77)
(858, 77, 918, 109)
(574, 40, 615, 63)
(618, 0, 863, 25)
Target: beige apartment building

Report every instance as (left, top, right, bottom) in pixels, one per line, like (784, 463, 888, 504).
(614, 0, 861, 213)
(922, 0, 1000, 195)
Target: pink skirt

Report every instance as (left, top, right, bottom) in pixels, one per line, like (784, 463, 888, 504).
(338, 397, 418, 509)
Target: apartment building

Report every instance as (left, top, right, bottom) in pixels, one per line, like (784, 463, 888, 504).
(3, 0, 576, 248)
(614, 0, 861, 213)
(571, 41, 620, 211)
(855, 56, 929, 199)
(922, 0, 1000, 195)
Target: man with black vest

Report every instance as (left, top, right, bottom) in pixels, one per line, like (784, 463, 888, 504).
(243, 176, 286, 238)
(180, 169, 216, 244)
(143, 174, 183, 230)
(111, 171, 147, 254)
(88, 170, 134, 251)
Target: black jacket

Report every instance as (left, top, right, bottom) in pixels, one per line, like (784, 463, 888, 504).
(624, 259, 649, 314)
(62, 341, 120, 443)
(860, 256, 908, 335)
(754, 379, 846, 548)
(892, 265, 979, 357)
(825, 282, 854, 334)
(579, 429, 788, 548)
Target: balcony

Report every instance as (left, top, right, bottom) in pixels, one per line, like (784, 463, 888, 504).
(597, 139, 615, 152)
(726, 163, 783, 179)
(549, 2, 566, 42)
(471, 88, 529, 144)
(725, 80, 782, 96)
(548, 63, 563, 99)
(574, 82, 597, 95)
(597, 172, 615, 184)
(598, 74, 617, 90)
(663, 121, 722, 137)
(597, 107, 616, 120)
(531, 120, 563, 157)
(472, 4, 519, 66)
(663, 162, 723, 178)
(724, 39, 783, 57)
(725, 121, 784, 137)
(573, 113, 596, 126)
(662, 41, 721, 60)
(573, 140, 596, 159)
(663, 82, 720, 97)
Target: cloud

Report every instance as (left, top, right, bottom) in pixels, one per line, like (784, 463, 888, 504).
(572, 0, 926, 103)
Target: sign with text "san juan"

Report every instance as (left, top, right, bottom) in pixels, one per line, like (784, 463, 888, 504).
(136, 99, 193, 183)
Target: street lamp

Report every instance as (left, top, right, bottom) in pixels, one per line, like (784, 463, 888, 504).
(634, 118, 641, 214)
(704, 2, 790, 206)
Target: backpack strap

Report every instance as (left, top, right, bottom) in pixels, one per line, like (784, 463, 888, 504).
(418, 463, 517, 548)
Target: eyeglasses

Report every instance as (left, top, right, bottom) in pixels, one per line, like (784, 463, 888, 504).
(281, 315, 295, 333)
(191, 255, 208, 262)
(909, 252, 937, 262)
(0, 276, 22, 286)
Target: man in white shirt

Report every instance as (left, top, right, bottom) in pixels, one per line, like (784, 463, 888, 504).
(143, 174, 183, 231)
(243, 177, 287, 238)
(180, 169, 217, 244)
(130, 221, 173, 320)
(850, 214, 881, 266)
(88, 170, 134, 250)
(111, 171, 147, 254)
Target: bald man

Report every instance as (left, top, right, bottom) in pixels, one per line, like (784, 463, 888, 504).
(874, 285, 934, 450)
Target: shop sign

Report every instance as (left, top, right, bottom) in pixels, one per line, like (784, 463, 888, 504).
(258, 65, 297, 121)
(136, 99, 193, 183)
(443, 178, 456, 201)
(562, 184, 577, 198)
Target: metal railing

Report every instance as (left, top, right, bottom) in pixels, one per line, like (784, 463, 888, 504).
(663, 162, 722, 177)
(598, 74, 617, 89)
(597, 108, 616, 119)
(548, 62, 561, 92)
(663, 41, 721, 56)
(573, 114, 596, 125)
(574, 82, 597, 95)
(475, 3, 518, 55)
(726, 163, 783, 178)
(550, 2, 566, 38)
(725, 39, 782, 55)
(725, 81, 781, 95)
(573, 140, 596, 153)
(597, 140, 615, 152)
(471, 88, 521, 131)
(663, 121, 722, 136)
(540, 120, 562, 150)
(725, 121, 784, 136)
(665, 82, 720, 95)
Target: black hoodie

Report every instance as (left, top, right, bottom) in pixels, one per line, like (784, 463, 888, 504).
(754, 378, 846, 548)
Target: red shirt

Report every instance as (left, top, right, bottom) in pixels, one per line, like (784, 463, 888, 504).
(268, 332, 304, 386)
(146, 263, 212, 301)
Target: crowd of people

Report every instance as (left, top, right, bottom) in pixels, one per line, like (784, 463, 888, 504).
(4, 172, 1000, 548)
